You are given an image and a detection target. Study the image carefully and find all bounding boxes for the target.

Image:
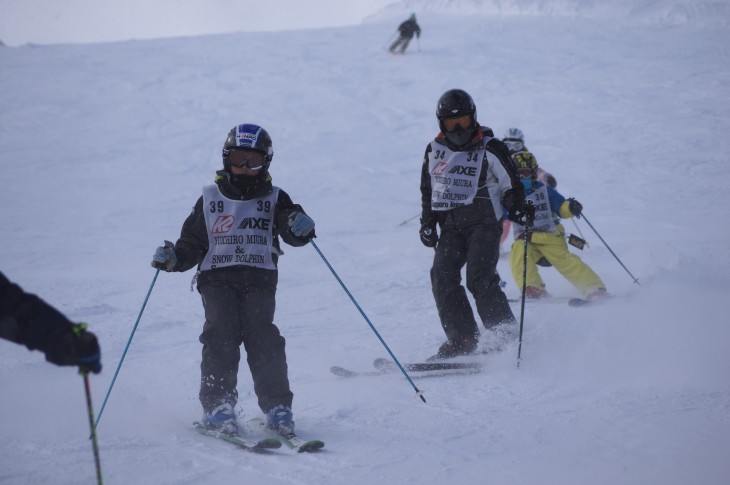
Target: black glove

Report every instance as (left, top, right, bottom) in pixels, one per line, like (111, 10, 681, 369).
(46, 323, 102, 374)
(510, 201, 535, 226)
(503, 189, 535, 227)
(545, 174, 557, 188)
(419, 224, 438, 247)
(567, 198, 583, 218)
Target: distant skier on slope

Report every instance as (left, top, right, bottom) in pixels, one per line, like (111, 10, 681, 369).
(389, 13, 421, 54)
(0, 271, 101, 373)
(499, 127, 558, 253)
(419, 89, 535, 360)
(507, 152, 608, 301)
(151, 124, 315, 437)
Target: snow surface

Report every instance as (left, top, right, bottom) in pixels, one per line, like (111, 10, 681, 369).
(1, 0, 730, 484)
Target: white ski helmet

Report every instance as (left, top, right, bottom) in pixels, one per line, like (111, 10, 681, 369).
(502, 127, 525, 153)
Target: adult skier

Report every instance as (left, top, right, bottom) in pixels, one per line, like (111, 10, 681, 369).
(419, 89, 535, 359)
(151, 124, 315, 436)
(389, 13, 421, 54)
(0, 271, 101, 373)
(508, 151, 608, 300)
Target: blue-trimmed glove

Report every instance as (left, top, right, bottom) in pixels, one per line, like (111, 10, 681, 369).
(151, 240, 177, 271)
(288, 212, 315, 239)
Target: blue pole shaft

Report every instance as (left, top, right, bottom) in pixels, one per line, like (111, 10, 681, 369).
(310, 240, 426, 403)
(94, 269, 160, 427)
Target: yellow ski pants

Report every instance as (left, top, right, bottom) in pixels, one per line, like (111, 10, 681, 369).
(509, 227, 605, 297)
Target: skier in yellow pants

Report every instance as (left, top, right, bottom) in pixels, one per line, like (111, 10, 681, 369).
(508, 154, 608, 300)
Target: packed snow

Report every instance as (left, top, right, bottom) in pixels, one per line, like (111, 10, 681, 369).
(1, 0, 729, 484)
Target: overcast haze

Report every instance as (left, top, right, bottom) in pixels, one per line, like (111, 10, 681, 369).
(1, 0, 728, 484)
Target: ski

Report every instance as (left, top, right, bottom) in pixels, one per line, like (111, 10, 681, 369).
(512, 293, 617, 306)
(193, 422, 281, 452)
(275, 431, 325, 453)
(507, 296, 574, 303)
(568, 296, 615, 307)
(569, 294, 617, 307)
(330, 365, 385, 378)
(373, 357, 482, 374)
(331, 359, 482, 379)
(248, 418, 325, 453)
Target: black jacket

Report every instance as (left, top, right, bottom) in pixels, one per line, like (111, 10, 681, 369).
(170, 172, 310, 284)
(398, 19, 421, 38)
(0, 271, 74, 359)
(420, 127, 523, 230)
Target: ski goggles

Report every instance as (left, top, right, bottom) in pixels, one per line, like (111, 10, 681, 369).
(503, 140, 524, 153)
(518, 168, 535, 179)
(228, 149, 265, 170)
(442, 114, 472, 131)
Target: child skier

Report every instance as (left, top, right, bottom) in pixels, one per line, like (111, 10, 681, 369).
(509, 152, 608, 300)
(499, 127, 557, 251)
(151, 123, 315, 436)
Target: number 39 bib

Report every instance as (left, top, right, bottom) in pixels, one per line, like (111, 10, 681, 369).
(200, 184, 279, 271)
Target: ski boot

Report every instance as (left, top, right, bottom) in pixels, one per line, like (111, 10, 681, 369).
(265, 405, 295, 436)
(201, 402, 238, 435)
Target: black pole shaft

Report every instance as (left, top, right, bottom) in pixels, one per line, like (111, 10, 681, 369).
(517, 231, 529, 368)
(399, 213, 420, 226)
(83, 373, 104, 485)
(581, 214, 640, 286)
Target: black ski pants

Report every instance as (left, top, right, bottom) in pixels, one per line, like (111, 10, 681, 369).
(197, 268, 292, 415)
(389, 35, 413, 53)
(430, 223, 516, 341)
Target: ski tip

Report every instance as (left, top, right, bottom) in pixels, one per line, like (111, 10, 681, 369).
(297, 440, 325, 453)
(568, 297, 591, 307)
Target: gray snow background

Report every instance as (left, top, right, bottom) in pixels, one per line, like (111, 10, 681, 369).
(1, 0, 729, 484)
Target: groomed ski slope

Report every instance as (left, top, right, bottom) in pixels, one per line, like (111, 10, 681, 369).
(1, 2, 729, 484)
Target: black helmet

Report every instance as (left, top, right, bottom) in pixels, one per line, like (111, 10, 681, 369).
(222, 124, 274, 174)
(436, 89, 478, 148)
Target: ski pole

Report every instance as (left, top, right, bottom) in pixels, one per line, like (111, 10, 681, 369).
(580, 213, 640, 286)
(517, 230, 529, 368)
(310, 240, 426, 403)
(95, 268, 161, 427)
(82, 371, 104, 485)
(398, 212, 420, 226)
